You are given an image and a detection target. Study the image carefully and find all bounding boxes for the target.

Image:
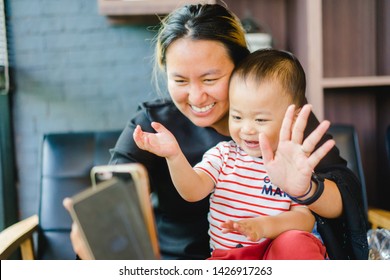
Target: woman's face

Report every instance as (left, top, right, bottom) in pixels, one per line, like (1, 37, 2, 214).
(165, 38, 235, 135)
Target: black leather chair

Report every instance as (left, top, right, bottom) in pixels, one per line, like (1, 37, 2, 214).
(386, 125, 390, 166)
(328, 124, 390, 230)
(0, 131, 120, 260)
(37, 131, 121, 259)
(327, 124, 368, 214)
(1, 131, 122, 260)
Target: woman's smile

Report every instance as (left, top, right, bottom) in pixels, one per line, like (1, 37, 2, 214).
(190, 102, 216, 114)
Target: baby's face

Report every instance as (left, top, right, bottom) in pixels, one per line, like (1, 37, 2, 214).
(228, 77, 293, 157)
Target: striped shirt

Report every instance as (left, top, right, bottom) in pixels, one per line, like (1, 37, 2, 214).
(194, 140, 302, 250)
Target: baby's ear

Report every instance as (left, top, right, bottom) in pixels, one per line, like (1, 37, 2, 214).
(293, 104, 311, 121)
(293, 106, 301, 122)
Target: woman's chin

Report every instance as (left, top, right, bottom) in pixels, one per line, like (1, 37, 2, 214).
(186, 110, 219, 127)
(189, 116, 214, 128)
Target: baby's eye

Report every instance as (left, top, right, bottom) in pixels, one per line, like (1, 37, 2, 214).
(175, 79, 186, 84)
(255, 118, 267, 123)
(231, 115, 241, 120)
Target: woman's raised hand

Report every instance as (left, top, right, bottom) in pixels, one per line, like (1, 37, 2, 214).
(259, 104, 335, 197)
(133, 122, 181, 159)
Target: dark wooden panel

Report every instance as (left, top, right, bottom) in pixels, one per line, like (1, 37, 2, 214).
(221, 0, 287, 50)
(376, 89, 390, 210)
(377, 0, 390, 75)
(285, 0, 309, 67)
(324, 89, 378, 206)
(322, 0, 376, 77)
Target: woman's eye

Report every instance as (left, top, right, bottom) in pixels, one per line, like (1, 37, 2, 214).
(204, 78, 217, 84)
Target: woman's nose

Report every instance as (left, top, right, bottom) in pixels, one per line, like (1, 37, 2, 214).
(188, 83, 207, 104)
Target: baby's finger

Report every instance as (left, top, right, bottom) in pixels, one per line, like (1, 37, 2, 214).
(151, 122, 168, 133)
(301, 120, 331, 156)
(279, 105, 295, 141)
(133, 125, 145, 148)
(308, 139, 335, 168)
(220, 220, 235, 231)
(259, 133, 274, 164)
(291, 104, 312, 144)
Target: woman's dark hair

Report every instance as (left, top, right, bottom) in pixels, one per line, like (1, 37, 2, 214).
(155, 4, 249, 70)
(231, 49, 307, 106)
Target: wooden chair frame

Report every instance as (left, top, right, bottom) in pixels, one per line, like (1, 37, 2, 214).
(0, 215, 38, 260)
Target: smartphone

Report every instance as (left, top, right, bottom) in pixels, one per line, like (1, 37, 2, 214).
(69, 163, 160, 259)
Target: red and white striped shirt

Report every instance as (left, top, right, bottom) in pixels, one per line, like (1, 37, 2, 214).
(194, 140, 302, 250)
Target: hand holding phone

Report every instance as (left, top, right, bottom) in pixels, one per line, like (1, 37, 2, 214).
(68, 163, 160, 260)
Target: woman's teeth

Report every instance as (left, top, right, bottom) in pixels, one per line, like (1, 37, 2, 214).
(191, 103, 215, 113)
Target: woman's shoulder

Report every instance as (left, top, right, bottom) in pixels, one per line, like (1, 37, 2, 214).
(137, 98, 186, 122)
(139, 98, 176, 112)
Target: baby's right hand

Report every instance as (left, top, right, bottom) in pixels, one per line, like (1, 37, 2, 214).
(133, 122, 180, 159)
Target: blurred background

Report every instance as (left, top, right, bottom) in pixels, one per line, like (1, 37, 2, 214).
(0, 0, 389, 231)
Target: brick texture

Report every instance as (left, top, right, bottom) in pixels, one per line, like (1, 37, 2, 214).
(6, 0, 158, 218)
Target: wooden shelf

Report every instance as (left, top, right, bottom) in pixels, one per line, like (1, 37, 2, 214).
(98, 0, 216, 16)
(222, 0, 390, 210)
(322, 76, 390, 88)
(94, 0, 390, 209)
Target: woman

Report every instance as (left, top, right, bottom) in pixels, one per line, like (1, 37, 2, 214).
(64, 3, 368, 260)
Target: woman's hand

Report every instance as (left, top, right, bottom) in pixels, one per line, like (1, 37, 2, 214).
(259, 104, 335, 197)
(133, 122, 181, 160)
(62, 198, 92, 260)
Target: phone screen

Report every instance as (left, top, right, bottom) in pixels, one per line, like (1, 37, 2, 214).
(71, 178, 156, 260)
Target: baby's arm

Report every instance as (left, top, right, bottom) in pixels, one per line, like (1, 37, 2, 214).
(220, 206, 315, 242)
(133, 122, 214, 202)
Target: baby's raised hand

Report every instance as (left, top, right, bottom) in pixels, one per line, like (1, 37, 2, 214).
(133, 122, 180, 159)
(259, 104, 335, 197)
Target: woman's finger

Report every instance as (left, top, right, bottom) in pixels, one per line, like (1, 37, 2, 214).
(63, 197, 91, 259)
(63, 197, 72, 212)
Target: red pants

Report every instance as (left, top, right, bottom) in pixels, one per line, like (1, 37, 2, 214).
(208, 230, 327, 260)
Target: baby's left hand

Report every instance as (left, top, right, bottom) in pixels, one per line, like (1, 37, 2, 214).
(221, 218, 264, 242)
